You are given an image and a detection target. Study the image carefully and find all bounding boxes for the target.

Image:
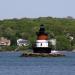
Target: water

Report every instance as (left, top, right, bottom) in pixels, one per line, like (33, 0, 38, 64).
(0, 51, 75, 75)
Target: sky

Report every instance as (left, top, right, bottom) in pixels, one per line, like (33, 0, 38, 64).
(0, 0, 75, 19)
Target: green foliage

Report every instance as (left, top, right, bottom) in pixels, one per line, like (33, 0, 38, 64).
(0, 17, 75, 51)
(17, 46, 29, 51)
(56, 35, 71, 50)
(0, 46, 17, 51)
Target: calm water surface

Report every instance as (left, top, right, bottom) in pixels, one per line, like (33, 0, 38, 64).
(0, 51, 75, 75)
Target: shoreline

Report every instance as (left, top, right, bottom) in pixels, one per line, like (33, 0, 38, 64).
(20, 52, 65, 57)
(0, 50, 73, 53)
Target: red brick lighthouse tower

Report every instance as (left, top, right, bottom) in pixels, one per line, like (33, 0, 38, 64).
(33, 24, 51, 53)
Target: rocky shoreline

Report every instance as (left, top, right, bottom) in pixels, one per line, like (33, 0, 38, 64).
(20, 53, 65, 57)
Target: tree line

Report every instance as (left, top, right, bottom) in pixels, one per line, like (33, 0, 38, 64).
(0, 17, 75, 51)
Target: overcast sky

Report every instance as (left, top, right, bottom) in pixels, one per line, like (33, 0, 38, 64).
(0, 0, 75, 19)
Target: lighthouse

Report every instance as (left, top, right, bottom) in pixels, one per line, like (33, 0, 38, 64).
(33, 24, 51, 53)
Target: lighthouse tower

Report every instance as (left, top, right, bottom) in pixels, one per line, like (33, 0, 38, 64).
(33, 24, 51, 53)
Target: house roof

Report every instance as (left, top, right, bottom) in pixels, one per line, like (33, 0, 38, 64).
(0, 37, 10, 43)
(17, 39, 28, 43)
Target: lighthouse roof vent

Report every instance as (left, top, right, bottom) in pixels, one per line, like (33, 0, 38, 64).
(36, 24, 48, 35)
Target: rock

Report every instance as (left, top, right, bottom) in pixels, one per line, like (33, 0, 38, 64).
(20, 53, 65, 57)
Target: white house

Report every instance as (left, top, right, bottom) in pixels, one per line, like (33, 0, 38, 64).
(49, 39, 56, 46)
(48, 38, 56, 50)
(17, 39, 29, 46)
(69, 36, 74, 41)
(0, 37, 11, 46)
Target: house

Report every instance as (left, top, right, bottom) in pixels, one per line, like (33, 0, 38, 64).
(49, 39, 56, 46)
(0, 37, 11, 46)
(17, 39, 29, 46)
(48, 38, 56, 50)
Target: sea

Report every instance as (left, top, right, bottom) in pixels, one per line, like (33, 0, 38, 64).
(0, 51, 75, 75)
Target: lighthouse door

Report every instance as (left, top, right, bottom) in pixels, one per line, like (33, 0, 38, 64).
(41, 43, 42, 46)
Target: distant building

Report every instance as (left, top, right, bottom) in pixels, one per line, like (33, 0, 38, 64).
(49, 38, 56, 50)
(0, 37, 11, 46)
(66, 16, 74, 19)
(17, 39, 29, 46)
(49, 39, 56, 46)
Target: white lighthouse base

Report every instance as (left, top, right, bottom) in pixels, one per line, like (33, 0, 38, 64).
(36, 40, 48, 47)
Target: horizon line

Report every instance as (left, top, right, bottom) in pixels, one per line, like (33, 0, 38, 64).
(0, 16, 74, 20)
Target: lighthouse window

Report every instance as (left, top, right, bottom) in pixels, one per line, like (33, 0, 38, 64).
(41, 43, 42, 46)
